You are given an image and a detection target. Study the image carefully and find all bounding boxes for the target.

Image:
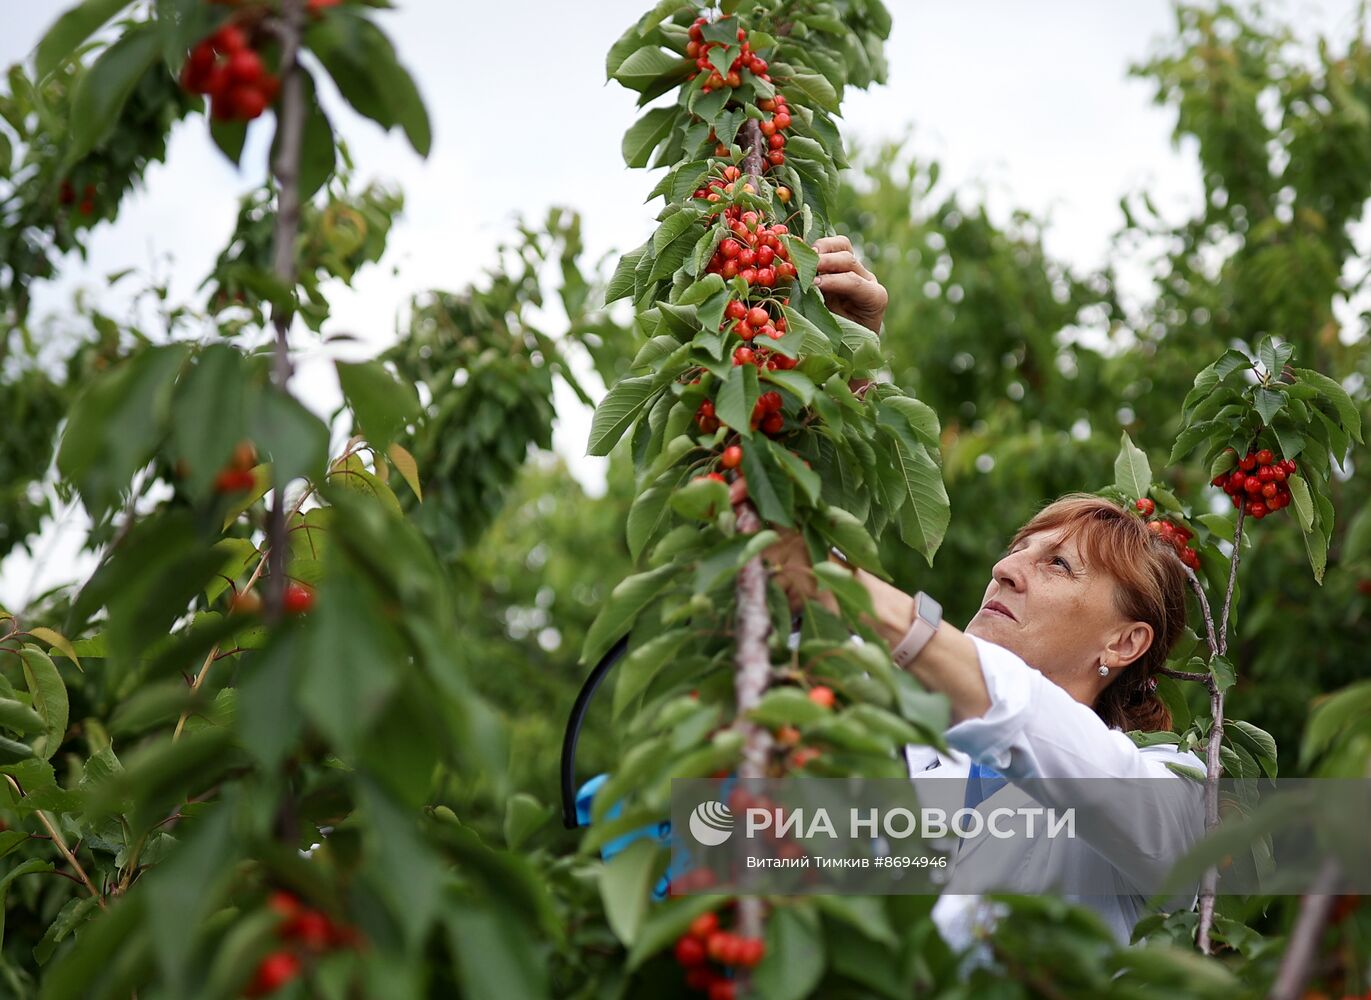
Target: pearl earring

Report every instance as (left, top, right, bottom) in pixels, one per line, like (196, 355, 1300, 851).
(1097, 662, 1110, 677)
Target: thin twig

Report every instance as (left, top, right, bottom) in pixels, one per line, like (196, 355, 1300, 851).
(4, 775, 105, 910)
(1198, 506, 1246, 954)
(1267, 858, 1343, 1000)
(1158, 667, 1210, 684)
(1182, 564, 1219, 658)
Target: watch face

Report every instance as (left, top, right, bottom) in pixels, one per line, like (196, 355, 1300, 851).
(917, 592, 942, 627)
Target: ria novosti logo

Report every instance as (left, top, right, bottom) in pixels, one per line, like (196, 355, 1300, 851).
(688, 801, 734, 845)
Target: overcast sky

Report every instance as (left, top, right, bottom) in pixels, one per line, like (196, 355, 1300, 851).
(1, 0, 1364, 608)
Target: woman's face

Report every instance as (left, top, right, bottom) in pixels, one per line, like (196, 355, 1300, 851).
(964, 527, 1152, 704)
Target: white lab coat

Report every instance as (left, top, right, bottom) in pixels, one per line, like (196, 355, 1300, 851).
(905, 634, 1206, 948)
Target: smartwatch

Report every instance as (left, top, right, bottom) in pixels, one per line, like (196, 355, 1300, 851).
(891, 592, 942, 669)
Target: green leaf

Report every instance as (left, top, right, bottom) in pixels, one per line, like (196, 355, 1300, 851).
(19, 647, 67, 761)
(784, 236, 820, 292)
(1293, 367, 1362, 443)
(1253, 386, 1285, 425)
(0, 858, 55, 953)
(1113, 431, 1152, 498)
(250, 387, 329, 487)
(0, 699, 44, 737)
(337, 359, 420, 450)
(1183, 350, 1252, 414)
(785, 72, 839, 112)
(26, 628, 81, 672)
(883, 433, 949, 563)
(1209, 655, 1236, 694)
(35, 0, 132, 79)
(626, 896, 724, 970)
(1287, 474, 1315, 533)
(305, 11, 431, 156)
(607, 245, 648, 304)
(66, 23, 162, 164)
(813, 561, 876, 620)
(503, 793, 552, 850)
(739, 438, 794, 528)
(751, 905, 825, 1000)
(57, 343, 188, 520)
(815, 505, 883, 575)
(172, 344, 246, 498)
(581, 564, 682, 665)
(716, 363, 759, 438)
(623, 106, 677, 167)
(614, 630, 692, 719)
(599, 839, 663, 947)
(588, 377, 660, 456)
(386, 442, 422, 501)
(284, 68, 336, 199)
(613, 46, 692, 89)
(814, 896, 897, 945)
(748, 687, 832, 727)
(670, 476, 730, 522)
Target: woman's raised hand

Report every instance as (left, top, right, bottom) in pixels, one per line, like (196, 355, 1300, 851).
(813, 235, 888, 334)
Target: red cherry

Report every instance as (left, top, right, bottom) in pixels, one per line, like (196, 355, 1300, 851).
(721, 242, 742, 263)
(775, 111, 792, 129)
(749, 57, 769, 75)
(725, 71, 741, 88)
(767, 150, 786, 166)
(283, 582, 314, 615)
(1135, 498, 1155, 516)
(725, 299, 747, 321)
(761, 412, 784, 434)
(760, 118, 777, 137)
(1239, 453, 1257, 471)
(756, 245, 775, 267)
(733, 347, 755, 366)
(768, 133, 786, 150)
(759, 98, 777, 112)
(739, 936, 767, 967)
(212, 24, 248, 54)
(230, 85, 268, 120)
(808, 685, 835, 709)
(689, 912, 719, 939)
(215, 467, 257, 494)
(738, 248, 757, 268)
(759, 391, 783, 412)
(1256, 448, 1274, 465)
(1181, 548, 1200, 570)
(246, 951, 300, 997)
(1211, 474, 1228, 488)
(1261, 482, 1277, 498)
(735, 321, 755, 341)
(708, 980, 737, 1000)
(739, 268, 758, 284)
(746, 306, 769, 327)
(283, 910, 333, 951)
(675, 934, 706, 966)
(721, 445, 743, 469)
(227, 49, 263, 85)
(267, 891, 301, 918)
(1146, 520, 1165, 534)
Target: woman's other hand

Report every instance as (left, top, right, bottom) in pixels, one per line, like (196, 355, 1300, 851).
(813, 235, 888, 334)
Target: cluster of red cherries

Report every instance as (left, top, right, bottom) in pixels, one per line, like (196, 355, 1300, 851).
(244, 891, 362, 997)
(693, 389, 787, 446)
(1136, 497, 1202, 570)
(1211, 448, 1298, 520)
(694, 192, 798, 290)
(672, 911, 765, 1000)
(686, 17, 768, 87)
(180, 23, 279, 121)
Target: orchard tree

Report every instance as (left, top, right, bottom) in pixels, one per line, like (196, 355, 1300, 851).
(0, 1, 565, 997)
(581, 2, 1368, 999)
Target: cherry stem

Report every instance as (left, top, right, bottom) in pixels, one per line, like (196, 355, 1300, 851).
(4, 775, 105, 910)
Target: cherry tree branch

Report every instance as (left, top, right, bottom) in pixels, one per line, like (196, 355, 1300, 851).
(1267, 858, 1342, 1000)
(729, 108, 774, 953)
(1198, 505, 1246, 954)
(265, 0, 308, 619)
(4, 775, 105, 910)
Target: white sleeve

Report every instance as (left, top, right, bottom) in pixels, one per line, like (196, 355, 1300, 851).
(944, 634, 1206, 892)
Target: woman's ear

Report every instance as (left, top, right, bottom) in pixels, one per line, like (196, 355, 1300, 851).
(1107, 622, 1153, 669)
